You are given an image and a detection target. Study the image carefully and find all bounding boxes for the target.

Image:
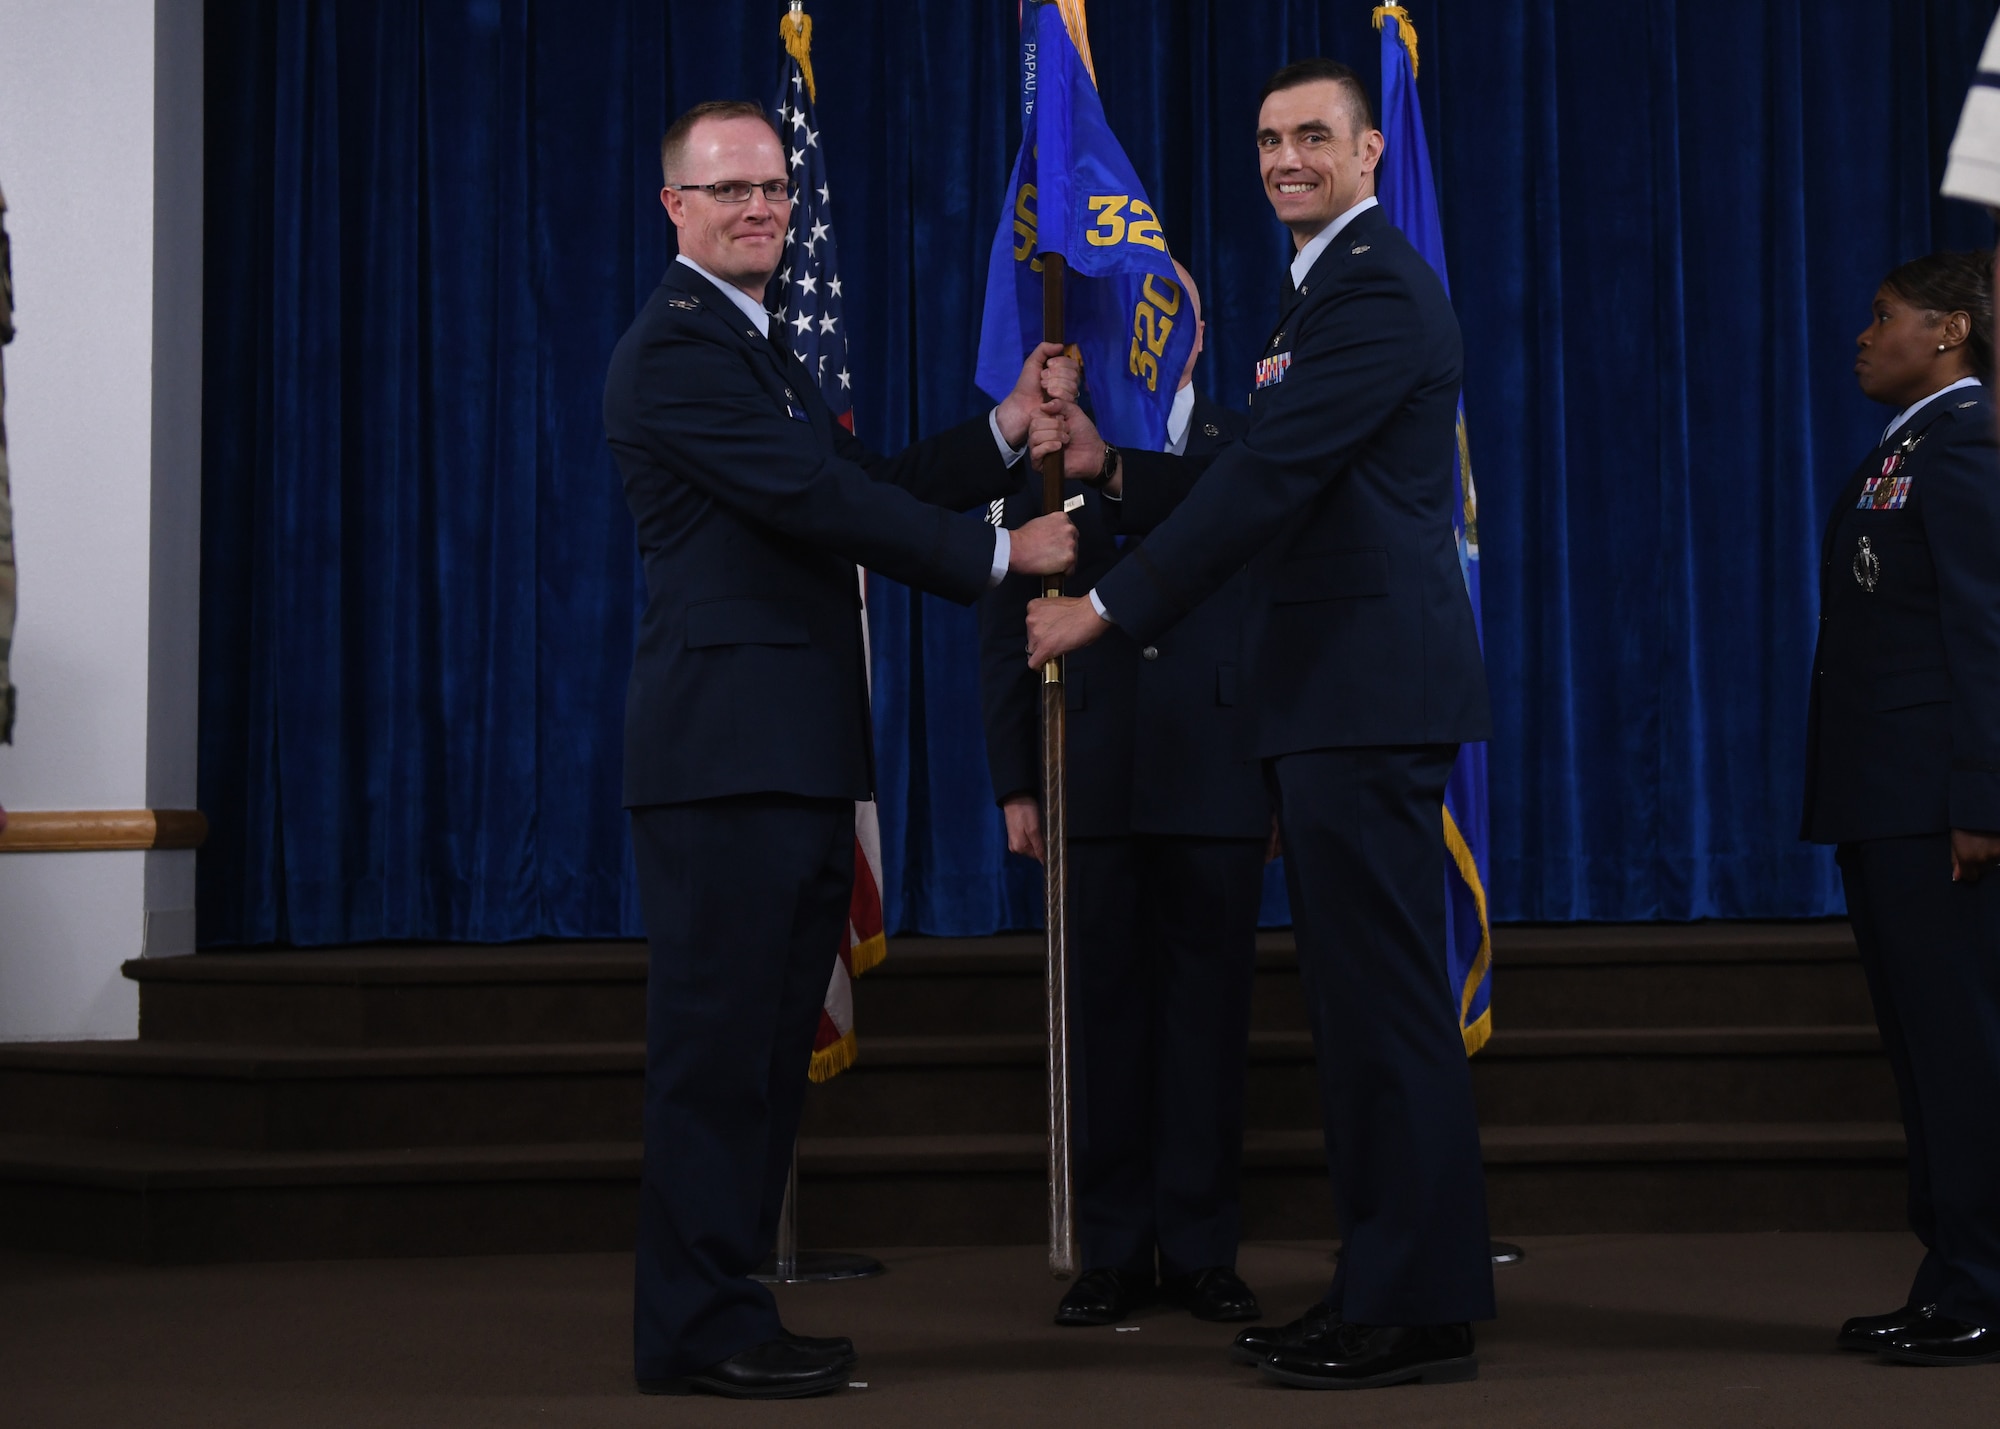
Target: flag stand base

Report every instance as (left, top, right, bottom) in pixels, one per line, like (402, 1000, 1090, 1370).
(751, 1251, 886, 1284)
(1491, 1241, 1525, 1265)
(749, 1141, 888, 1284)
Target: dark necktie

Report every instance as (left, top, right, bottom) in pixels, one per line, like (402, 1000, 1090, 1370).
(768, 318, 796, 371)
(1278, 272, 1303, 321)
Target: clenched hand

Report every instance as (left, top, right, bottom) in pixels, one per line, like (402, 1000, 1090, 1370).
(1026, 594, 1108, 669)
(1007, 511, 1078, 577)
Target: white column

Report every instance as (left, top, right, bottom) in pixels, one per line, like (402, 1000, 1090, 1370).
(0, 0, 204, 1040)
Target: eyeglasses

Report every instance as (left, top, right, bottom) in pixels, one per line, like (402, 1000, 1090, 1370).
(666, 180, 792, 205)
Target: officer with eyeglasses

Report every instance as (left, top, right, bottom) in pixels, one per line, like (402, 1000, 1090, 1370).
(602, 98, 1080, 1401)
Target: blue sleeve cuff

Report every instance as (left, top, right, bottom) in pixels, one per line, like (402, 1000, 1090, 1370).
(1088, 588, 1113, 623)
(989, 527, 1011, 588)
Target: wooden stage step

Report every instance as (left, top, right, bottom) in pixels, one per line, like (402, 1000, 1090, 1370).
(0, 920, 1901, 1261)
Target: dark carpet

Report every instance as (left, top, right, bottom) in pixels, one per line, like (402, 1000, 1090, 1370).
(2, 1235, 1993, 1427)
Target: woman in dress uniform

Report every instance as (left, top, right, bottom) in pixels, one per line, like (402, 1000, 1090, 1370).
(1802, 249, 2000, 1367)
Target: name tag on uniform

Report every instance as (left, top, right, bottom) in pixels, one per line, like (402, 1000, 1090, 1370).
(1857, 451, 1912, 510)
(783, 386, 809, 422)
(1255, 352, 1292, 390)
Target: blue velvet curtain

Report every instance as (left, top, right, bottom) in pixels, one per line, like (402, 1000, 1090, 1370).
(199, 0, 1999, 946)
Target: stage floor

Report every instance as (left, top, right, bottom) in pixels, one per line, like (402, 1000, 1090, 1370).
(2, 1234, 1992, 1427)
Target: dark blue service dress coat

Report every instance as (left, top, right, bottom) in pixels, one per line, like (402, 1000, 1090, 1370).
(1093, 202, 1496, 1327)
(1802, 382, 2000, 1330)
(606, 260, 1010, 810)
(603, 257, 1021, 1381)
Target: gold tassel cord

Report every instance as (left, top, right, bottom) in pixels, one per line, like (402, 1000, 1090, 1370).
(1371, 4, 1419, 80)
(1055, 0, 1098, 88)
(780, 7, 817, 104)
(1443, 805, 1493, 1056)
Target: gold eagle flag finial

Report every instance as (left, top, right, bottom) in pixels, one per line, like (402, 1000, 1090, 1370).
(781, 1, 816, 104)
(1371, 4, 1419, 80)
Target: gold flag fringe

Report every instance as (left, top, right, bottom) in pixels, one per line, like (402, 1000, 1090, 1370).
(808, 1028, 856, 1083)
(850, 930, 887, 978)
(1371, 4, 1420, 80)
(1055, 0, 1098, 88)
(780, 7, 817, 103)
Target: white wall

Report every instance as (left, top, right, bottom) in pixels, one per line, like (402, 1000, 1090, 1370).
(0, 0, 204, 1039)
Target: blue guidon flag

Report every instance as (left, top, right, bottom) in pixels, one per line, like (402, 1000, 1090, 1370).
(1375, 6, 1493, 1054)
(975, 0, 1193, 451)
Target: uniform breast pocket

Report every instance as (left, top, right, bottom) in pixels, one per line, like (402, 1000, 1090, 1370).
(1271, 548, 1390, 604)
(1869, 665, 1952, 712)
(684, 598, 810, 648)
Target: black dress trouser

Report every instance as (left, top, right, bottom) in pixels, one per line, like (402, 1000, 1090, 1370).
(1272, 744, 1496, 1326)
(628, 795, 853, 1380)
(1840, 834, 2000, 1327)
(1069, 834, 1267, 1279)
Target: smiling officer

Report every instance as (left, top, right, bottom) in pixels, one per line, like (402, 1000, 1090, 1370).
(1804, 250, 2000, 1368)
(603, 99, 1078, 1401)
(1025, 57, 1493, 1390)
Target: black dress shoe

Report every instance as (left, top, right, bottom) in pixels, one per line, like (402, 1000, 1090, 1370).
(783, 1327, 857, 1368)
(1054, 1267, 1154, 1327)
(1162, 1266, 1262, 1323)
(636, 1338, 847, 1398)
(1836, 1303, 1930, 1353)
(1879, 1314, 2000, 1366)
(1262, 1322, 1477, 1390)
(1228, 1300, 1337, 1366)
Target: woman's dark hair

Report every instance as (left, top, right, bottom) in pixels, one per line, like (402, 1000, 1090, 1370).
(1883, 250, 1995, 383)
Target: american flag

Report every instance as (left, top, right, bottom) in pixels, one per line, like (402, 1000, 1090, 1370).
(769, 13, 884, 1083)
(770, 56, 851, 428)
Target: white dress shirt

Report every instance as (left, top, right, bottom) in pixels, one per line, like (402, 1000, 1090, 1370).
(675, 254, 1013, 585)
(1165, 382, 1197, 457)
(1883, 375, 1983, 446)
(1289, 195, 1381, 290)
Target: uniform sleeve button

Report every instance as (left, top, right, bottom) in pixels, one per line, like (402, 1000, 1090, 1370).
(1142, 646, 1160, 661)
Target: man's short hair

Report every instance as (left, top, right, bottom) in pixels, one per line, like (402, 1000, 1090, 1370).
(659, 100, 782, 183)
(1259, 58, 1378, 136)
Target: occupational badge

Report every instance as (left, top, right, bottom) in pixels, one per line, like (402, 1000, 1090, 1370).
(1852, 535, 1880, 593)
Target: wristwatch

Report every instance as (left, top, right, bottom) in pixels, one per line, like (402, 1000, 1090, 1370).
(1080, 443, 1121, 489)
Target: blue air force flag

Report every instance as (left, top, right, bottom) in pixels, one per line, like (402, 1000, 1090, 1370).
(975, 0, 1193, 451)
(1376, 7, 1493, 1055)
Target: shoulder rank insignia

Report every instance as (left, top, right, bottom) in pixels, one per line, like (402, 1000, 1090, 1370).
(1853, 535, 1880, 592)
(1350, 244, 1371, 255)
(1959, 400, 1979, 409)
(667, 296, 700, 311)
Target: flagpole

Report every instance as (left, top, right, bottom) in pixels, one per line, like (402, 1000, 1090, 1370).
(1040, 252, 1077, 1281)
